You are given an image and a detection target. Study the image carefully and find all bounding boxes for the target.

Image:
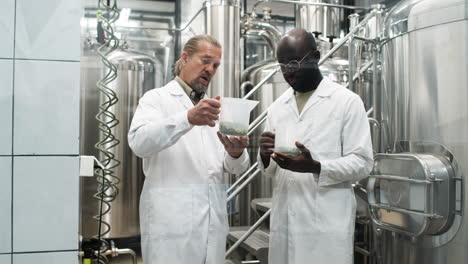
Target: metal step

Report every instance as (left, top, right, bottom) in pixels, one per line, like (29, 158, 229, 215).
(227, 226, 270, 264)
(251, 198, 271, 214)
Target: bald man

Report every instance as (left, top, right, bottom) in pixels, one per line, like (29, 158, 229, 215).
(258, 28, 373, 264)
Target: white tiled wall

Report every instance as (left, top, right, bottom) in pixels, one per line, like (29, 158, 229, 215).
(13, 157, 79, 252)
(15, 0, 81, 61)
(0, 60, 13, 155)
(0, 254, 11, 264)
(0, 0, 80, 262)
(13, 252, 77, 264)
(0, 158, 12, 254)
(14, 60, 80, 155)
(0, 0, 15, 59)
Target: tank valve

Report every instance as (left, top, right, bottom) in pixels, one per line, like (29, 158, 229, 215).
(262, 7, 272, 21)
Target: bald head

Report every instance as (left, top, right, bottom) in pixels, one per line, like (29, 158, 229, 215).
(277, 28, 317, 61)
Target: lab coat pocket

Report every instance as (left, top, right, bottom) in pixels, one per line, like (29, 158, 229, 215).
(316, 187, 355, 235)
(150, 188, 193, 239)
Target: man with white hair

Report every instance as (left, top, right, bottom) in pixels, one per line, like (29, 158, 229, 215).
(129, 34, 250, 264)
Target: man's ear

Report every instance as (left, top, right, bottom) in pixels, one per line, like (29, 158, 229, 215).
(182, 51, 189, 64)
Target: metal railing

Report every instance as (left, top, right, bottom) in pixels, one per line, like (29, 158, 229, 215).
(225, 9, 380, 258)
(226, 208, 272, 258)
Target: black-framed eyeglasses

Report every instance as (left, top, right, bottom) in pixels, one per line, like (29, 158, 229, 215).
(278, 49, 314, 73)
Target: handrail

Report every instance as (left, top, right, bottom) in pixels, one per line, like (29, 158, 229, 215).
(227, 162, 259, 194)
(225, 208, 272, 258)
(319, 10, 377, 65)
(227, 169, 261, 202)
(345, 60, 374, 88)
(243, 67, 280, 100)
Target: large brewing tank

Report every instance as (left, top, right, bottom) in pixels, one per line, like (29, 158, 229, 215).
(373, 0, 467, 262)
(80, 49, 161, 239)
(295, 0, 345, 39)
(205, 0, 240, 98)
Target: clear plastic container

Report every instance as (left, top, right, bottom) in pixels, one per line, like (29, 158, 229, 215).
(274, 126, 301, 156)
(219, 97, 259, 136)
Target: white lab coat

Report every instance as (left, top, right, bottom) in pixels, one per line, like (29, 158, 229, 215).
(128, 80, 250, 264)
(258, 77, 373, 264)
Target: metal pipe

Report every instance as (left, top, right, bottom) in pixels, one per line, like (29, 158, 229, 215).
(368, 117, 380, 151)
(117, 5, 205, 31)
(372, 45, 380, 151)
(79, 248, 138, 264)
(345, 60, 374, 88)
(227, 169, 262, 202)
(227, 161, 259, 193)
(225, 208, 272, 258)
(271, 0, 372, 10)
(369, 204, 442, 219)
(248, 110, 268, 135)
(243, 67, 280, 99)
(355, 246, 371, 256)
(242, 20, 282, 53)
(348, 13, 360, 93)
(319, 10, 377, 65)
(240, 81, 254, 96)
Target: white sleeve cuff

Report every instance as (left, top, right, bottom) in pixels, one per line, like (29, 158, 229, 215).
(224, 149, 249, 174)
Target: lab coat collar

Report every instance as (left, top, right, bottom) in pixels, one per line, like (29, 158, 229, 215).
(281, 77, 338, 117)
(315, 77, 338, 97)
(281, 77, 336, 104)
(168, 79, 186, 96)
(168, 80, 195, 110)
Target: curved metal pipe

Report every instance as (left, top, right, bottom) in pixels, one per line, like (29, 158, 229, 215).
(242, 20, 282, 54)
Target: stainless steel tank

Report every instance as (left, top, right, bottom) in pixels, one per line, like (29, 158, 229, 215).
(205, 0, 240, 98)
(370, 0, 467, 262)
(295, 0, 344, 38)
(80, 49, 161, 239)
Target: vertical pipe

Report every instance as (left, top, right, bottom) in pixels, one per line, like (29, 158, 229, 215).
(372, 9, 383, 152)
(174, 0, 182, 62)
(348, 13, 359, 92)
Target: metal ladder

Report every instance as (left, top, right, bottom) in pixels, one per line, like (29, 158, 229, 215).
(225, 8, 384, 263)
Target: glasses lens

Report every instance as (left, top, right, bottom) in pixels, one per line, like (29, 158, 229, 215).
(279, 64, 287, 72)
(288, 61, 300, 71)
